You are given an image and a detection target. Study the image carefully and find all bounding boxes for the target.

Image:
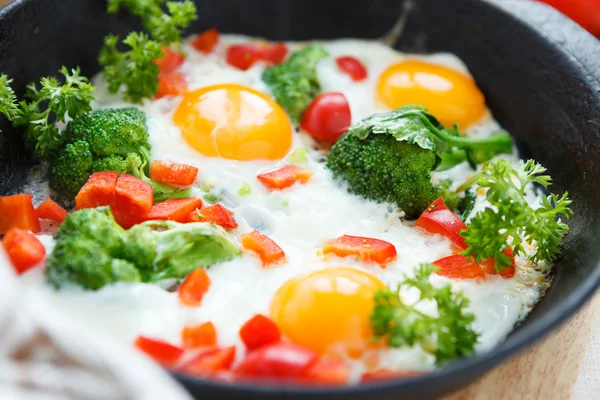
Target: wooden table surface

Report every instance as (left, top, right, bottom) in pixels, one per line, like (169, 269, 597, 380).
(0, 0, 598, 398)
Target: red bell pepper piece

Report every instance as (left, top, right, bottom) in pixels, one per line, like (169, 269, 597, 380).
(2, 228, 45, 275)
(150, 160, 198, 186)
(155, 46, 184, 74)
(179, 268, 211, 307)
(145, 198, 203, 223)
(261, 42, 288, 64)
(182, 322, 217, 349)
(481, 247, 517, 278)
(415, 197, 467, 250)
(241, 230, 286, 266)
(234, 342, 318, 378)
(191, 28, 219, 54)
(134, 336, 184, 367)
(322, 234, 397, 265)
(239, 314, 281, 351)
(35, 197, 68, 223)
(226, 44, 263, 70)
(302, 359, 349, 385)
(188, 204, 237, 229)
(75, 172, 118, 210)
(432, 254, 486, 280)
(257, 165, 314, 191)
(336, 56, 368, 81)
(0, 194, 41, 234)
(179, 346, 236, 377)
(156, 72, 188, 98)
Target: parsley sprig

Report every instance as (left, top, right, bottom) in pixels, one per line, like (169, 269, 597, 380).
(371, 264, 478, 365)
(12, 67, 94, 159)
(101, 0, 197, 102)
(458, 159, 573, 270)
(0, 74, 19, 123)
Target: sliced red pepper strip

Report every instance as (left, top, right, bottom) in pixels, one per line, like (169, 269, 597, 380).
(482, 248, 517, 278)
(239, 314, 281, 351)
(2, 228, 46, 275)
(257, 165, 314, 191)
(179, 346, 236, 377)
(134, 336, 184, 367)
(0, 194, 41, 234)
(145, 198, 203, 223)
(36, 197, 68, 223)
(191, 28, 220, 54)
(432, 254, 486, 280)
(179, 268, 211, 306)
(261, 42, 288, 64)
(302, 359, 349, 385)
(322, 234, 397, 265)
(182, 322, 217, 349)
(188, 204, 237, 229)
(226, 44, 263, 70)
(415, 197, 467, 250)
(155, 46, 184, 74)
(336, 56, 368, 81)
(150, 160, 198, 186)
(241, 230, 286, 266)
(234, 342, 318, 378)
(156, 72, 188, 98)
(75, 172, 118, 210)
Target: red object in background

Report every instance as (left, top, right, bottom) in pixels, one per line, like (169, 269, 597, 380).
(134, 336, 184, 367)
(537, 0, 600, 37)
(336, 56, 368, 81)
(155, 46, 184, 74)
(182, 322, 217, 349)
(156, 72, 188, 98)
(179, 346, 236, 377)
(239, 314, 281, 351)
(0, 194, 41, 234)
(36, 197, 68, 223)
(300, 92, 352, 143)
(179, 268, 211, 306)
(226, 43, 289, 70)
(2, 228, 46, 274)
(234, 342, 318, 378)
(261, 43, 288, 64)
(191, 28, 220, 54)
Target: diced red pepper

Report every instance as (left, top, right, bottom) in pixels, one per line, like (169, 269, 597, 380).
(432, 254, 486, 280)
(257, 165, 314, 191)
(150, 160, 198, 186)
(2, 228, 45, 275)
(239, 314, 281, 351)
(0, 194, 41, 234)
(191, 28, 219, 54)
(35, 197, 68, 223)
(261, 42, 288, 64)
(415, 197, 467, 250)
(115, 174, 153, 215)
(179, 346, 236, 377)
(360, 369, 421, 383)
(322, 234, 397, 265)
(241, 230, 286, 266)
(145, 198, 203, 223)
(182, 322, 217, 349)
(226, 44, 263, 70)
(234, 342, 318, 378)
(179, 268, 211, 306)
(134, 336, 184, 367)
(75, 172, 118, 210)
(302, 359, 349, 385)
(188, 204, 237, 229)
(156, 72, 188, 98)
(155, 46, 184, 74)
(482, 248, 517, 278)
(336, 56, 368, 81)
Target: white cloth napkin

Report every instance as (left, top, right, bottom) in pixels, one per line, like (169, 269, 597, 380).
(573, 318, 600, 399)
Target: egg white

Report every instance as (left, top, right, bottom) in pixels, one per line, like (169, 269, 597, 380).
(7, 35, 550, 381)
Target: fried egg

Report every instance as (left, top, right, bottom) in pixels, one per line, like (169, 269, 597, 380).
(9, 35, 550, 382)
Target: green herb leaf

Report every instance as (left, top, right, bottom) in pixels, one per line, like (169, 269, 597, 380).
(371, 263, 478, 364)
(0, 74, 18, 123)
(459, 159, 573, 270)
(99, 32, 163, 103)
(237, 183, 252, 196)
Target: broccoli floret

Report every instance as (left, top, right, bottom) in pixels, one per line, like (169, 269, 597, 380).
(49, 141, 94, 198)
(262, 44, 328, 122)
(47, 207, 140, 290)
(46, 207, 241, 290)
(327, 134, 456, 218)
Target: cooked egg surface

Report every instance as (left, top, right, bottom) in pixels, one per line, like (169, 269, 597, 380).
(4, 36, 551, 382)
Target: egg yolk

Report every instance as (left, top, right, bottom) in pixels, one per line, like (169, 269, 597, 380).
(376, 60, 486, 128)
(270, 267, 385, 358)
(173, 84, 293, 160)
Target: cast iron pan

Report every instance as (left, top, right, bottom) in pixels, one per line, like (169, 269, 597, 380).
(1, 0, 599, 399)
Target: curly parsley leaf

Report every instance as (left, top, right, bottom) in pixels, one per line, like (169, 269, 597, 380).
(12, 67, 94, 159)
(0, 74, 19, 123)
(99, 32, 163, 104)
(370, 264, 478, 365)
(458, 159, 572, 270)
